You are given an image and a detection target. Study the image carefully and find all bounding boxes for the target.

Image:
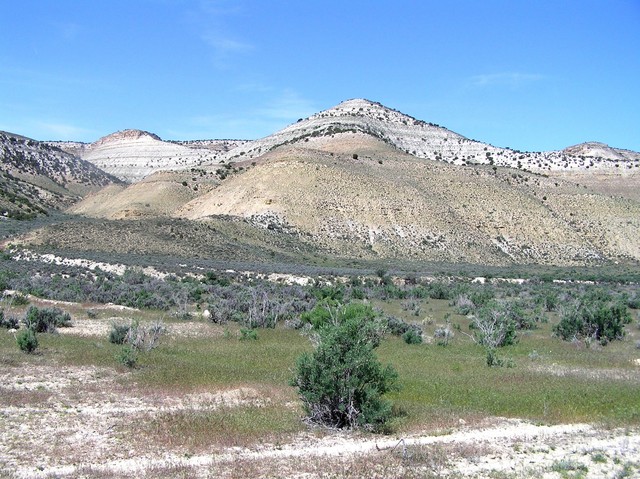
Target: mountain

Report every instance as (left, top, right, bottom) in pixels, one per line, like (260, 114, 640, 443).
(11, 99, 640, 267)
(0, 131, 121, 220)
(50, 130, 247, 183)
(174, 139, 638, 266)
(219, 99, 640, 173)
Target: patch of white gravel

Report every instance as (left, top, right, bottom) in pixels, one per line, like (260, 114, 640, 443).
(0, 361, 272, 478)
(10, 418, 639, 479)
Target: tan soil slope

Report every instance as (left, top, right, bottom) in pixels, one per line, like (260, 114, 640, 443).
(69, 170, 220, 219)
(176, 134, 640, 266)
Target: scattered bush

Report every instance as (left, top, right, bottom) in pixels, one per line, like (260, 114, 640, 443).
(23, 306, 71, 333)
(384, 315, 418, 337)
(434, 325, 454, 346)
(109, 320, 165, 351)
(11, 292, 30, 306)
(291, 303, 398, 431)
(551, 459, 588, 474)
(0, 310, 19, 329)
(471, 301, 517, 348)
(452, 294, 475, 315)
(127, 320, 166, 352)
(16, 328, 38, 353)
(554, 299, 631, 345)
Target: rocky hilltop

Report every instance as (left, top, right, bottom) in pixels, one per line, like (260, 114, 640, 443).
(220, 99, 640, 173)
(50, 130, 247, 183)
(562, 142, 640, 163)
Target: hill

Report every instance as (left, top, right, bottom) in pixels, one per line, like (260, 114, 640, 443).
(10, 99, 640, 267)
(220, 99, 640, 173)
(175, 135, 639, 266)
(50, 130, 247, 183)
(0, 131, 121, 220)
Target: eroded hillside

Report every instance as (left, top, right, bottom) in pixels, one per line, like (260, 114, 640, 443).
(50, 130, 247, 183)
(0, 131, 121, 220)
(173, 134, 639, 266)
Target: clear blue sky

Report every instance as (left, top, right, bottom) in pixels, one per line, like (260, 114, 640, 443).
(1, 0, 638, 152)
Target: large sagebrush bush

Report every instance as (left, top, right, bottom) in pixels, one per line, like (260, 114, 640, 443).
(291, 303, 399, 431)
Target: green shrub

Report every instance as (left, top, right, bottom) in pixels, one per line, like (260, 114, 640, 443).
(485, 348, 515, 368)
(402, 328, 423, 345)
(505, 301, 538, 330)
(239, 328, 258, 341)
(554, 299, 631, 345)
(428, 282, 450, 300)
(537, 287, 559, 312)
(291, 303, 398, 431)
(116, 345, 138, 368)
(627, 294, 640, 310)
(109, 322, 131, 345)
(17, 328, 38, 353)
(23, 306, 72, 333)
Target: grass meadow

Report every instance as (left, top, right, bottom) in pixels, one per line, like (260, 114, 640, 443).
(2, 290, 638, 454)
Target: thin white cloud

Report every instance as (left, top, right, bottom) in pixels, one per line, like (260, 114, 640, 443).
(202, 34, 253, 55)
(53, 21, 81, 41)
(257, 90, 317, 121)
(469, 72, 545, 88)
(175, 90, 317, 139)
(36, 121, 94, 140)
(187, 0, 253, 68)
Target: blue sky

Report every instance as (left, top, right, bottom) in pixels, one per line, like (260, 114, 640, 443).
(1, 0, 638, 152)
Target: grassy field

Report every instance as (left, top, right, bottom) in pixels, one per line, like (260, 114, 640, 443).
(1, 283, 639, 478)
(2, 293, 638, 439)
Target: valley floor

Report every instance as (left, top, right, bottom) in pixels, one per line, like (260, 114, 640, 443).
(2, 355, 638, 479)
(2, 308, 639, 479)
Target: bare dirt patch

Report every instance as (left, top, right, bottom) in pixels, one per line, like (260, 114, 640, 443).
(2, 360, 638, 478)
(0, 362, 275, 478)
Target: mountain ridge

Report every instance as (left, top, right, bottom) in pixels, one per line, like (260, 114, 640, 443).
(49, 130, 247, 183)
(47, 99, 640, 183)
(218, 98, 640, 174)
(5, 99, 639, 268)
